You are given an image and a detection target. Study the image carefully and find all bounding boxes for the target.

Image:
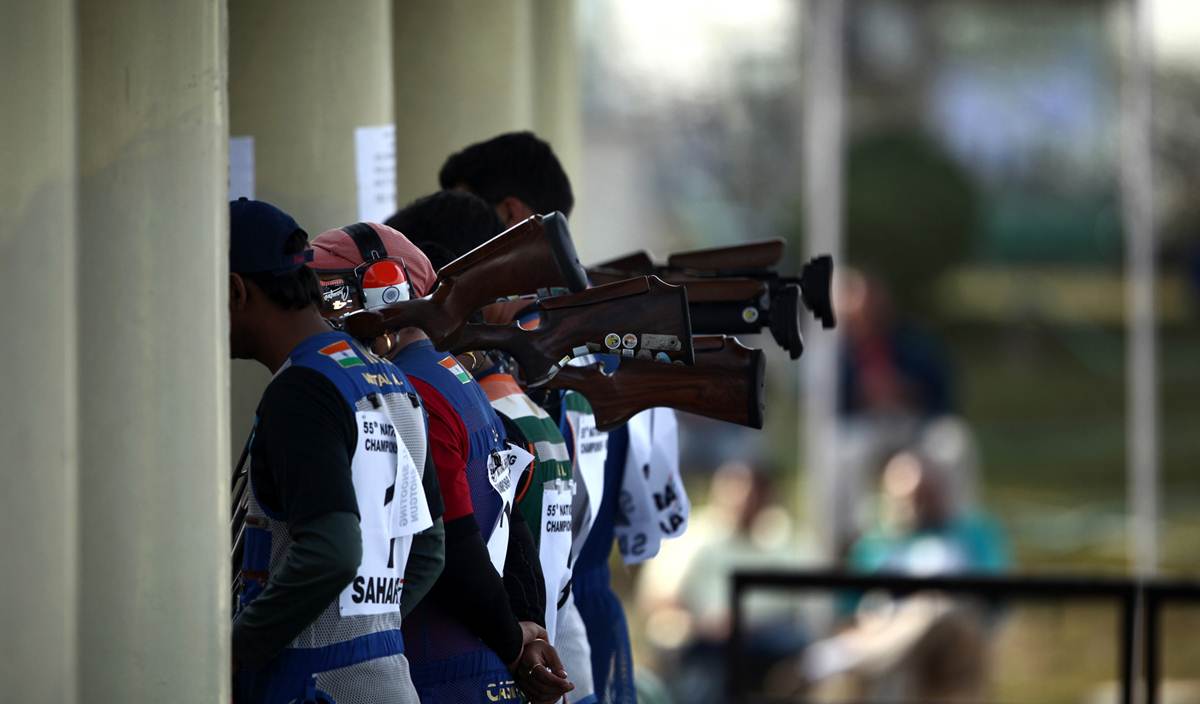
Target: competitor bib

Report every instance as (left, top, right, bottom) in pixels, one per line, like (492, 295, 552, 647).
(564, 393, 608, 559)
(340, 409, 433, 617)
(539, 477, 575, 642)
(485, 443, 535, 574)
(615, 408, 690, 564)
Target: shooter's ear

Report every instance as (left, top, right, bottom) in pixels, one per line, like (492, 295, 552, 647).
(230, 273, 249, 312)
(497, 196, 535, 228)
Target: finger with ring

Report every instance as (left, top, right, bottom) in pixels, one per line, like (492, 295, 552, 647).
(524, 663, 545, 678)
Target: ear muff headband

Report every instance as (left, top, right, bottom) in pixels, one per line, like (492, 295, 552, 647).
(343, 221, 418, 300)
(343, 222, 388, 263)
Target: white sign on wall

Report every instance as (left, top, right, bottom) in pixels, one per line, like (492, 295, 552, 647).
(229, 136, 255, 200)
(355, 124, 397, 223)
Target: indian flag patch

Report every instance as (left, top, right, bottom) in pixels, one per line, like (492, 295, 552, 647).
(319, 340, 365, 368)
(438, 355, 472, 384)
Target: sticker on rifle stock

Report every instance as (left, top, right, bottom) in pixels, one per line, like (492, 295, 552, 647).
(604, 333, 621, 350)
(636, 349, 652, 360)
(655, 352, 671, 363)
(622, 333, 638, 349)
(572, 345, 590, 358)
(622, 349, 634, 358)
(640, 334, 681, 352)
(742, 306, 760, 323)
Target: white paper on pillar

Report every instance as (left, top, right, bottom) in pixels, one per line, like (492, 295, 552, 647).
(229, 136, 255, 200)
(354, 124, 397, 223)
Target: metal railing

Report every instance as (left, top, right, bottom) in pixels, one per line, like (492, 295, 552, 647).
(1143, 580, 1200, 704)
(729, 569, 1200, 704)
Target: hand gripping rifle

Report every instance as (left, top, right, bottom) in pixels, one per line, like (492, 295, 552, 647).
(588, 239, 836, 359)
(343, 211, 589, 345)
(542, 335, 765, 431)
(451, 275, 696, 386)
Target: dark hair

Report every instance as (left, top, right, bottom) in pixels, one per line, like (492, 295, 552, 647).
(385, 190, 505, 268)
(244, 229, 322, 310)
(438, 131, 574, 217)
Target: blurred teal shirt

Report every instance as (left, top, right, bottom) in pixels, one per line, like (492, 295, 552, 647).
(848, 512, 1011, 575)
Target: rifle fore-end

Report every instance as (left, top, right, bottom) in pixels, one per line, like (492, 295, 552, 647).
(547, 336, 765, 431)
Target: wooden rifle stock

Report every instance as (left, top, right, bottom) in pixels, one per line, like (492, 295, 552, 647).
(666, 238, 785, 271)
(343, 212, 587, 344)
(544, 335, 765, 431)
(590, 250, 654, 274)
(447, 276, 695, 386)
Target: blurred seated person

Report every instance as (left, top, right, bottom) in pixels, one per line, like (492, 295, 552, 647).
(833, 268, 958, 556)
(850, 449, 1008, 575)
(798, 449, 1009, 702)
(635, 461, 814, 704)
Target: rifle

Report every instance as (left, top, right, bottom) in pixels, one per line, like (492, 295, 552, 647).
(543, 335, 765, 431)
(588, 239, 835, 359)
(448, 275, 696, 386)
(344, 211, 588, 344)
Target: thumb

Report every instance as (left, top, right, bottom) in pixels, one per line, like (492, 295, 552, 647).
(539, 645, 569, 678)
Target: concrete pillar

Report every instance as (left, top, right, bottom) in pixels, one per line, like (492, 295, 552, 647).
(76, 0, 229, 700)
(0, 2, 79, 701)
(531, 0, 582, 183)
(229, 0, 395, 458)
(391, 0, 582, 204)
(230, 0, 393, 230)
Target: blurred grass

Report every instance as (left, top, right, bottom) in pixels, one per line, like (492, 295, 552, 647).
(947, 322, 1200, 574)
(990, 603, 1120, 704)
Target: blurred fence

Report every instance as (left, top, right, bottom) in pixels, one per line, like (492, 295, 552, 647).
(729, 569, 1200, 704)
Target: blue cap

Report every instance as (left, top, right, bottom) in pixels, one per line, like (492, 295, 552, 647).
(229, 198, 314, 274)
